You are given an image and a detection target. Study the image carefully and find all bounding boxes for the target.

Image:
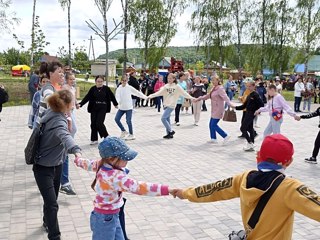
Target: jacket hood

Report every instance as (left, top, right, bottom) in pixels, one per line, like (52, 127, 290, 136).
(240, 170, 284, 207)
(40, 109, 66, 128)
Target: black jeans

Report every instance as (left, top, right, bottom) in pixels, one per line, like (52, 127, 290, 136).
(90, 107, 108, 141)
(312, 130, 320, 158)
(240, 111, 255, 144)
(33, 164, 62, 240)
(294, 97, 302, 112)
(119, 198, 129, 240)
(175, 104, 182, 123)
(202, 100, 207, 111)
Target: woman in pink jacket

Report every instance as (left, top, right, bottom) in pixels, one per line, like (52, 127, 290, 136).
(195, 76, 233, 144)
(153, 75, 165, 112)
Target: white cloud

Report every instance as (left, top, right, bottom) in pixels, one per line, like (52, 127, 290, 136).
(2, 0, 195, 58)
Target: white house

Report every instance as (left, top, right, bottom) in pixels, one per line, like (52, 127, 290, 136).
(91, 59, 117, 77)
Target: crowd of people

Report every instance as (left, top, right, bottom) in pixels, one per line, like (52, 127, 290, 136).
(20, 62, 320, 240)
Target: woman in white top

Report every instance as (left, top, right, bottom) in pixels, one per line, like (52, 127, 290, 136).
(294, 77, 305, 112)
(115, 75, 147, 140)
(148, 73, 194, 139)
(303, 78, 314, 113)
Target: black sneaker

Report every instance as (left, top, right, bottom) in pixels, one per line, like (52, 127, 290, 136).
(305, 157, 317, 164)
(163, 134, 173, 139)
(60, 185, 77, 195)
(42, 222, 48, 233)
(238, 135, 245, 139)
(170, 131, 175, 136)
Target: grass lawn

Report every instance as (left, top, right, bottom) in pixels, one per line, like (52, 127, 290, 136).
(0, 73, 295, 107)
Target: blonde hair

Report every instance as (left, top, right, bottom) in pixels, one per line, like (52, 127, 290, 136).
(47, 90, 73, 112)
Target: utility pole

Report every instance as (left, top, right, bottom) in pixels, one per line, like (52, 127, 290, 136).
(88, 35, 96, 61)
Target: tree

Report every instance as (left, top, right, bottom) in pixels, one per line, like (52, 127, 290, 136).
(30, 0, 36, 67)
(121, 0, 130, 75)
(0, 0, 19, 33)
(189, 0, 232, 75)
(3, 48, 29, 65)
(30, 16, 50, 63)
(59, 0, 72, 66)
(73, 47, 90, 71)
(296, 0, 320, 76)
(129, 0, 183, 70)
(94, 0, 113, 84)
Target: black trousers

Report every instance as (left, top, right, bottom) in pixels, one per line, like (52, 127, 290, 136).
(33, 164, 62, 240)
(175, 104, 182, 123)
(119, 198, 129, 240)
(240, 111, 255, 144)
(312, 130, 320, 158)
(202, 100, 207, 111)
(90, 107, 108, 141)
(294, 97, 302, 112)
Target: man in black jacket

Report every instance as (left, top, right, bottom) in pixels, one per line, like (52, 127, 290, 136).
(128, 71, 140, 109)
(234, 81, 264, 151)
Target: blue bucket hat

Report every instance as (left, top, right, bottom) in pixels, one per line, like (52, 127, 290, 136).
(98, 136, 138, 161)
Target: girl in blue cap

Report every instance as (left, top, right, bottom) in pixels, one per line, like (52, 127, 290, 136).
(74, 136, 171, 240)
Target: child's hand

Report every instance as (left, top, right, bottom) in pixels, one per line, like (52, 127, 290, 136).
(169, 188, 185, 199)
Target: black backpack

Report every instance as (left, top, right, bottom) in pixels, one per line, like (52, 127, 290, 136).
(0, 88, 9, 104)
(24, 124, 45, 165)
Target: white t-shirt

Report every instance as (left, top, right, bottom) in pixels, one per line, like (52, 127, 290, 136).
(294, 82, 305, 97)
(115, 84, 147, 110)
(276, 83, 282, 93)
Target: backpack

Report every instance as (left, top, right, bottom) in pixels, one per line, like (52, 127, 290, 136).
(0, 88, 9, 104)
(24, 124, 45, 165)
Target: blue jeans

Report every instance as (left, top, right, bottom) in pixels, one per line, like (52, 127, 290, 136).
(225, 91, 234, 108)
(61, 111, 77, 186)
(161, 107, 174, 134)
(209, 118, 227, 140)
(263, 116, 283, 138)
(90, 211, 124, 240)
(115, 109, 133, 135)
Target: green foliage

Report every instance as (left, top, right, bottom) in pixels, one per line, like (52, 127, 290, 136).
(2, 48, 29, 65)
(31, 16, 50, 63)
(0, 0, 20, 33)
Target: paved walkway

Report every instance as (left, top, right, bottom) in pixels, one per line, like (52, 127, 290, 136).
(0, 101, 319, 240)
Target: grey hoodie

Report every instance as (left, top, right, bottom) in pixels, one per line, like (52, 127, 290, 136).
(37, 109, 81, 167)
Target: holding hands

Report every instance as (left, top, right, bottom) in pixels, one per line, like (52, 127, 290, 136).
(254, 110, 260, 116)
(169, 188, 185, 199)
(294, 115, 301, 121)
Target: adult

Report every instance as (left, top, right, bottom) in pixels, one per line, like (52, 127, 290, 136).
(303, 78, 314, 113)
(153, 75, 165, 113)
(297, 107, 320, 164)
(175, 72, 187, 126)
(195, 76, 232, 144)
(148, 73, 194, 139)
(77, 75, 118, 145)
(275, 79, 282, 94)
(201, 77, 209, 111)
(36, 61, 64, 126)
(233, 82, 264, 152)
(255, 85, 298, 138)
(128, 71, 140, 109)
(224, 74, 237, 103)
(239, 75, 247, 97)
(115, 75, 147, 140)
(0, 85, 8, 121)
(59, 72, 78, 195)
(191, 76, 206, 126)
(171, 134, 320, 240)
(33, 90, 82, 240)
(294, 77, 305, 112)
(28, 70, 40, 103)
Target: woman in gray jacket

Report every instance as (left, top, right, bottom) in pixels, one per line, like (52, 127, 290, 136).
(33, 90, 82, 240)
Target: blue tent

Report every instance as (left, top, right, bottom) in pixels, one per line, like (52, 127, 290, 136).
(294, 64, 305, 73)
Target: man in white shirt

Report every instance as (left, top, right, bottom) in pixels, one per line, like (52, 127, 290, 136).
(115, 75, 147, 140)
(275, 79, 282, 94)
(294, 77, 305, 112)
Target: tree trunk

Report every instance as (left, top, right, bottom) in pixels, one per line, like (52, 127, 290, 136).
(104, 17, 109, 85)
(260, 0, 266, 75)
(30, 0, 36, 67)
(235, 0, 242, 76)
(122, 0, 128, 75)
(304, 5, 312, 77)
(68, 2, 71, 67)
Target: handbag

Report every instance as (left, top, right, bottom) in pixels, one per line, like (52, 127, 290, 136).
(271, 98, 283, 121)
(223, 107, 237, 122)
(228, 173, 285, 240)
(24, 124, 45, 165)
(182, 99, 191, 108)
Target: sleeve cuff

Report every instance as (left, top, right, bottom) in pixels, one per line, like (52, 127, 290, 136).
(160, 185, 169, 195)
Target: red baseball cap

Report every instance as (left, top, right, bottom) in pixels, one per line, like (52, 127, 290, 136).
(257, 134, 294, 166)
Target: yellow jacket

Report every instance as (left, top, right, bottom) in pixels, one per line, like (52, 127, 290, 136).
(182, 171, 320, 240)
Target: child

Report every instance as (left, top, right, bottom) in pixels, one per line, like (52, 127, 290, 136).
(171, 134, 320, 240)
(148, 73, 195, 139)
(74, 137, 170, 240)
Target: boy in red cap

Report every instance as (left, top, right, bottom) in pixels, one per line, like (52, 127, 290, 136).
(171, 134, 320, 240)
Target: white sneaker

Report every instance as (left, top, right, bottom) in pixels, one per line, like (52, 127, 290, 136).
(175, 122, 180, 126)
(194, 122, 198, 126)
(207, 139, 218, 144)
(125, 134, 136, 141)
(120, 131, 128, 139)
(243, 142, 255, 151)
(254, 125, 260, 128)
(90, 141, 98, 145)
(223, 135, 231, 145)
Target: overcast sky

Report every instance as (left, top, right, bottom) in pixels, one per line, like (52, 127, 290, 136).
(2, 0, 195, 59)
